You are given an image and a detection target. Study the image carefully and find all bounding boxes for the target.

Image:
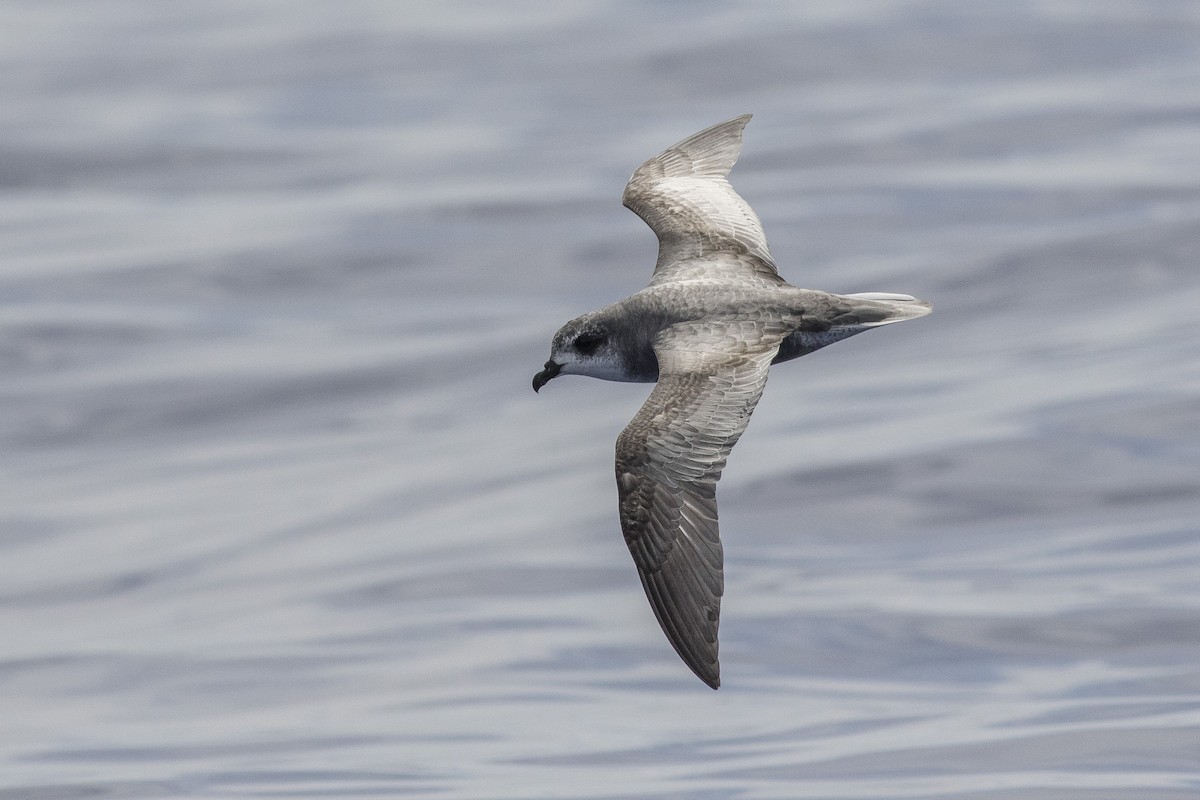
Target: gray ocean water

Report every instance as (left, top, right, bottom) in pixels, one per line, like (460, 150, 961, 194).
(2, 2, 1199, 798)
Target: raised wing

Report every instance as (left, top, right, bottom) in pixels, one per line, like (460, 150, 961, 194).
(614, 322, 786, 688)
(622, 115, 781, 284)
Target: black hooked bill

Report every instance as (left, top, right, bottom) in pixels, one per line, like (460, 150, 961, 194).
(532, 360, 562, 392)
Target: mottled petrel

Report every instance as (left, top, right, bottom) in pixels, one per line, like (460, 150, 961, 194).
(533, 115, 931, 689)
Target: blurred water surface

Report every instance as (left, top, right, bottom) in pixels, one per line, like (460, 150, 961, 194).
(1, 1, 1199, 798)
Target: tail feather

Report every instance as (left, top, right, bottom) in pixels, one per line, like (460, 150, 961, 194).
(840, 292, 933, 327)
(772, 291, 931, 365)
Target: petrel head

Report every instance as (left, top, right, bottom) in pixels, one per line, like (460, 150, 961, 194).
(532, 313, 623, 392)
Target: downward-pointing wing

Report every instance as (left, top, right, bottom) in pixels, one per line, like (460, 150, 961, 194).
(614, 321, 786, 688)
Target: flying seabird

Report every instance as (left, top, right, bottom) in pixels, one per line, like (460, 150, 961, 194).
(533, 115, 931, 689)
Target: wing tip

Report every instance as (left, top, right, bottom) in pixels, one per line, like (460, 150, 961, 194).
(681, 641, 722, 690)
(628, 114, 758, 187)
(680, 112, 754, 138)
(672, 633, 723, 690)
(684, 113, 755, 156)
(679, 650, 721, 689)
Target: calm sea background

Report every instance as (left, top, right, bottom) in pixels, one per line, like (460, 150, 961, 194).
(2, 2, 1199, 798)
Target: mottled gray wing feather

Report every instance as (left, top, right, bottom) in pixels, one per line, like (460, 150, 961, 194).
(614, 322, 786, 688)
(622, 115, 781, 284)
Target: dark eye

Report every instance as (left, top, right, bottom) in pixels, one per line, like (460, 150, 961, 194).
(573, 332, 606, 355)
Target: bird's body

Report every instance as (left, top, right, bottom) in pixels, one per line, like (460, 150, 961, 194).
(533, 115, 930, 689)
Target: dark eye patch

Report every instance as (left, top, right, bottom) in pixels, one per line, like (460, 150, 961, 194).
(573, 332, 606, 354)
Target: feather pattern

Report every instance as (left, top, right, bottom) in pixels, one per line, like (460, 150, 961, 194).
(622, 115, 781, 284)
(615, 322, 786, 688)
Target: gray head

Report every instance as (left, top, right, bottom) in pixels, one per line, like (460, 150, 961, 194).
(532, 312, 625, 391)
